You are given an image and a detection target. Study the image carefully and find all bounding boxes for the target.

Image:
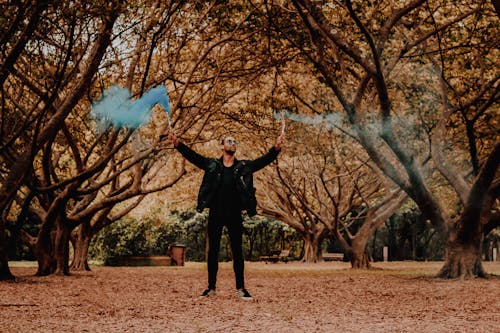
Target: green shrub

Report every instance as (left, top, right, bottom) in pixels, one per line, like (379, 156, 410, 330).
(89, 217, 173, 263)
(89, 208, 299, 263)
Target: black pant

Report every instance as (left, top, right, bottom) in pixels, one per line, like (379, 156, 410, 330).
(207, 211, 244, 290)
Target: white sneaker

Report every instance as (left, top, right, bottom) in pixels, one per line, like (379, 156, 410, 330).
(235, 288, 253, 300)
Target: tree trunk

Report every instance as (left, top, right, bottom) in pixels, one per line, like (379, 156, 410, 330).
(302, 233, 322, 263)
(33, 216, 71, 276)
(349, 236, 371, 269)
(437, 228, 487, 279)
(70, 223, 92, 271)
(332, 190, 407, 269)
(0, 221, 14, 280)
(349, 250, 370, 269)
(438, 141, 500, 278)
(54, 220, 70, 276)
(34, 227, 56, 276)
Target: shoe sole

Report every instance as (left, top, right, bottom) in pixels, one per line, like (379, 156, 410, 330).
(236, 294, 253, 300)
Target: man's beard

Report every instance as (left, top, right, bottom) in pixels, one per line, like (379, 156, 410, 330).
(225, 149, 235, 156)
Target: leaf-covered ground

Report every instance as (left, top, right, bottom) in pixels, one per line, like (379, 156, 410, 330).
(1, 261, 499, 332)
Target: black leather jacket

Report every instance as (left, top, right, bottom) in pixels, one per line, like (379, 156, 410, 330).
(176, 142, 279, 216)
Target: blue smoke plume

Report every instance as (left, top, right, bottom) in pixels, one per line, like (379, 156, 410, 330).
(92, 85, 171, 129)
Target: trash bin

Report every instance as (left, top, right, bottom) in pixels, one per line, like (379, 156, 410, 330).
(167, 244, 186, 266)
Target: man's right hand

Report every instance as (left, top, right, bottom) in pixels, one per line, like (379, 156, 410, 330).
(275, 133, 286, 151)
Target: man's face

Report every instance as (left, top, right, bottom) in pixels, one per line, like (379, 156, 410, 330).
(222, 137, 237, 155)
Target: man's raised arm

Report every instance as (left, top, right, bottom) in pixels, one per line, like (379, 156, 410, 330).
(167, 131, 210, 170)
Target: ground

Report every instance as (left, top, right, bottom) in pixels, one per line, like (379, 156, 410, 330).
(1, 261, 499, 333)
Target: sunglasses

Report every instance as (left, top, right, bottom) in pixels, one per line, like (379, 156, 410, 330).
(225, 139, 238, 145)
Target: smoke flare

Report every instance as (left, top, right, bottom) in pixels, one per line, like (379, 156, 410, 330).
(92, 85, 171, 129)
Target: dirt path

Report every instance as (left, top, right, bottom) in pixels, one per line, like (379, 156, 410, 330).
(1, 261, 499, 332)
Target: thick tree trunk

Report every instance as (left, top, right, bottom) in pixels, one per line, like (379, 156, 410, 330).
(54, 221, 71, 276)
(349, 236, 371, 269)
(33, 217, 71, 276)
(70, 223, 92, 271)
(438, 141, 500, 278)
(34, 228, 56, 276)
(349, 251, 370, 269)
(0, 221, 14, 280)
(437, 229, 487, 279)
(302, 234, 322, 263)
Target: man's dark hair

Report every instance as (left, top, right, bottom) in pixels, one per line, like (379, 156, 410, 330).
(220, 135, 237, 145)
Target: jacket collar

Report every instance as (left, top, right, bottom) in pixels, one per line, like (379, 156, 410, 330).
(218, 156, 239, 165)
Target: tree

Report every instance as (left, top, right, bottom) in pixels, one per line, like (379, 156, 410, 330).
(260, 0, 498, 278)
(0, 1, 122, 279)
(260, 123, 407, 267)
(260, 166, 329, 263)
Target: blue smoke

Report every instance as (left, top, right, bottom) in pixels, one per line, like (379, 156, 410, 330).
(92, 85, 171, 129)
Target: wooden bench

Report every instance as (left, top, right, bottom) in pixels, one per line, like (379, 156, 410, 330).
(260, 249, 290, 263)
(322, 252, 344, 261)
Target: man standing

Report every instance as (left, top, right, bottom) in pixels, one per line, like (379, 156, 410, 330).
(168, 131, 285, 299)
